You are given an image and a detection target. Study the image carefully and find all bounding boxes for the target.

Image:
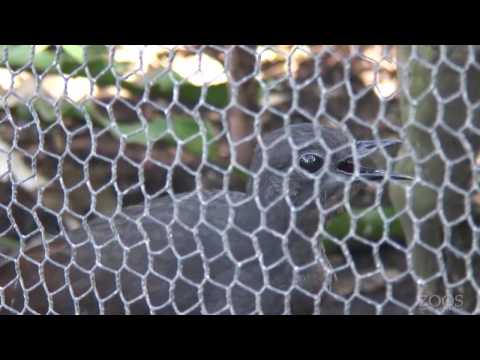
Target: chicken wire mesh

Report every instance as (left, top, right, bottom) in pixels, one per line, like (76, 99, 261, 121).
(0, 45, 478, 315)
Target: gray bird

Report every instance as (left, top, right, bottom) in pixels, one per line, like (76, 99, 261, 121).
(0, 123, 410, 315)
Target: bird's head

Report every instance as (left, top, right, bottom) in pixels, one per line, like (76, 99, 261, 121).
(247, 123, 411, 214)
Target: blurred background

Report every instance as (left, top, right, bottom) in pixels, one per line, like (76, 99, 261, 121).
(0, 45, 478, 314)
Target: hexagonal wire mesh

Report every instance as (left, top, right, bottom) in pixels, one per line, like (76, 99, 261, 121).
(0, 45, 478, 314)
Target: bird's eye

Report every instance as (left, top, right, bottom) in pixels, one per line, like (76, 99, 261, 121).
(299, 153, 324, 173)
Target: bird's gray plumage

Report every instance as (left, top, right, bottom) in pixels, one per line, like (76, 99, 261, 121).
(0, 123, 410, 314)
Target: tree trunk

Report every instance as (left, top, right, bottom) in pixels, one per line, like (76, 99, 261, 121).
(226, 46, 258, 170)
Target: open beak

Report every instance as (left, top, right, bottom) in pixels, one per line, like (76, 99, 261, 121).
(338, 139, 413, 181)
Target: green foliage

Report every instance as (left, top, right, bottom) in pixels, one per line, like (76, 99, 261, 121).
(1, 45, 227, 159)
(180, 82, 230, 108)
(85, 102, 218, 160)
(62, 45, 85, 63)
(324, 207, 406, 252)
(0, 45, 55, 71)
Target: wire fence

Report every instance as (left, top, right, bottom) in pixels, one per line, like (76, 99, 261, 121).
(0, 45, 478, 314)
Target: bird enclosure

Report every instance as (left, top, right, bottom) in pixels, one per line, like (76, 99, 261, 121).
(0, 45, 478, 314)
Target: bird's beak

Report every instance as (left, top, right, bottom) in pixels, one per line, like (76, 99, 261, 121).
(355, 139, 413, 181)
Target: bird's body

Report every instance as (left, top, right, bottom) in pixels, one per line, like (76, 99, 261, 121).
(0, 191, 324, 314)
(0, 123, 410, 314)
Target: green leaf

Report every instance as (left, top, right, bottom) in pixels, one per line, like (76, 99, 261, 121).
(118, 116, 167, 144)
(355, 209, 386, 241)
(177, 82, 229, 109)
(147, 70, 183, 98)
(155, 73, 178, 93)
(3, 45, 32, 67)
(56, 46, 111, 78)
(34, 99, 56, 122)
(0, 45, 55, 71)
(83, 46, 111, 79)
(147, 68, 229, 109)
(205, 84, 229, 108)
(122, 116, 218, 159)
(324, 207, 405, 246)
(85, 102, 218, 160)
(325, 211, 351, 241)
(62, 45, 85, 63)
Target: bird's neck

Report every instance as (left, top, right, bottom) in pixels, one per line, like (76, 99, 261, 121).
(245, 171, 318, 235)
